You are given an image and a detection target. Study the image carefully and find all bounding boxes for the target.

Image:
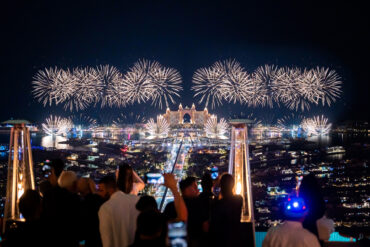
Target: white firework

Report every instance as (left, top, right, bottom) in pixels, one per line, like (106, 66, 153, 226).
(42, 115, 73, 136)
(274, 67, 312, 111)
(193, 60, 268, 108)
(215, 60, 260, 106)
(301, 115, 331, 136)
(253, 65, 280, 107)
(312, 67, 342, 106)
(121, 59, 182, 108)
(32, 68, 70, 106)
(204, 115, 228, 139)
(95, 65, 123, 107)
(277, 113, 304, 128)
(145, 115, 170, 138)
(148, 66, 182, 108)
(192, 66, 225, 108)
(69, 113, 97, 127)
(113, 112, 147, 126)
(62, 67, 101, 111)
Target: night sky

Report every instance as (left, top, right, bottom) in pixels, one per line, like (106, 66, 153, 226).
(2, 1, 369, 123)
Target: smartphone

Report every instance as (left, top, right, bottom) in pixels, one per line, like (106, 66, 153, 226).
(168, 221, 187, 247)
(42, 165, 51, 178)
(211, 166, 218, 180)
(146, 173, 164, 185)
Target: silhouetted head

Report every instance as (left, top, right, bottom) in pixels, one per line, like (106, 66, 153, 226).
(98, 175, 117, 200)
(136, 195, 158, 212)
(201, 172, 213, 193)
(117, 163, 133, 194)
(220, 173, 234, 198)
(299, 174, 325, 218)
(19, 189, 42, 222)
(136, 210, 164, 241)
(49, 159, 64, 186)
(58, 171, 78, 193)
(179, 176, 199, 198)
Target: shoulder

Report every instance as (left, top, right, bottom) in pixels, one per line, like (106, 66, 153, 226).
(300, 228, 321, 246)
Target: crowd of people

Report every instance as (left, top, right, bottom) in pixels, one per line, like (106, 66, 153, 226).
(1, 159, 339, 247)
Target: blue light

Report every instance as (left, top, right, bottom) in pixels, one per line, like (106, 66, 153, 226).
(287, 205, 291, 210)
(293, 202, 299, 208)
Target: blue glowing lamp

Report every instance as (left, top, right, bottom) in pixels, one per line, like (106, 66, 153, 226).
(284, 197, 307, 218)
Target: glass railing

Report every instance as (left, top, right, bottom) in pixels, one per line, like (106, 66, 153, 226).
(255, 232, 356, 247)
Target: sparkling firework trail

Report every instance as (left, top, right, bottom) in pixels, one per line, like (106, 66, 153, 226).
(69, 113, 97, 127)
(277, 113, 304, 127)
(95, 65, 123, 107)
(204, 115, 229, 139)
(113, 112, 147, 126)
(145, 115, 170, 138)
(42, 115, 73, 136)
(301, 115, 331, 136)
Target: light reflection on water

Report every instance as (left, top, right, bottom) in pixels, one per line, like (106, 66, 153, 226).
(41, 135, 69, 149)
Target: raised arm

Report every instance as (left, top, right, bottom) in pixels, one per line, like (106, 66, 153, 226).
(132, 170, 145, 192)
(163, 173, 188, 222)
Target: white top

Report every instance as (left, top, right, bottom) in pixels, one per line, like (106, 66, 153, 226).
(263, 221, 320, 247)
(317, 216, 335, 241)
(98, 191, 140, 247)
(130, 183, 140, 195)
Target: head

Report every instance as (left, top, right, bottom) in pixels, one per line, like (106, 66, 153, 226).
(58, 171, 78, 193)
(299, 174, 325, 217)
(77, 177, 93, 197)
(117, 163, 133, 194)
(179, 177, 199, 198)
(97, 175, 117, 200)
(201, 172, 213, 193)
(136, 195, 158, 212)
(49, 159, 64, 186)
(136, 210, 165, 241)
(19, 189, 42, 222)
(283, 197, 309, 222)
(220, 173, 234, 198)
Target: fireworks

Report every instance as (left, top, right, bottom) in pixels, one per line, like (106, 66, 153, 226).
(277, 113, 304, 127)
(204, 115, 229, 139)
(122, 59, 183, 108)
(192, 60, 342, 111)
(301, 115, 331, 136)
(113, 112, 147, 126)
(42, 115, 73, 136)
(33, 60, 342, 112)
(32, 60, 182, 111)
(145, 115, 170, 138)
(69, 114, 97, 127)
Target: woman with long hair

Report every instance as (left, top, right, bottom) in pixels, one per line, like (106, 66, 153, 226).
(116, 163, 145, 195)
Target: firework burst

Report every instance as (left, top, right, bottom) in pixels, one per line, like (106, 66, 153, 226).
(32, 68, 70, 107)
(113, 112, 147, 126)
(69, 113, 97, 127)
(301, 115, 331, 136)
(204, 115, 229, 139)
(311, 67, 342, 106)
(145, 115, 170, 138)
(120, 59, 183, 108)
(277, 113, 304, 127)
(42, 115, 73, 136)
